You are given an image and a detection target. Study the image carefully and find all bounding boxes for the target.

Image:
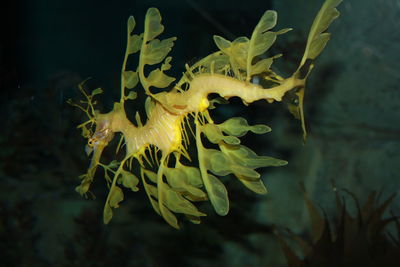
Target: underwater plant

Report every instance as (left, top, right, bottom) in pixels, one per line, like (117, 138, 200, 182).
(276, 186, 400, 266)
(69, 0, 342, 228)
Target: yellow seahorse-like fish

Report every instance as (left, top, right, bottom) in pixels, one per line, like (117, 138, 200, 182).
(69, 0, 342, 229)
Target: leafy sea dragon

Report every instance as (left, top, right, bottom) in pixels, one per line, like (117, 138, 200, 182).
(69, 0, 342, 228)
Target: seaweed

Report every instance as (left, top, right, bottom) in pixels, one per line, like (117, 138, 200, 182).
(277, 186, 400, 266)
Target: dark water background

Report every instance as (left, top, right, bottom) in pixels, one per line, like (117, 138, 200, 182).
(1, 0, 399, 266)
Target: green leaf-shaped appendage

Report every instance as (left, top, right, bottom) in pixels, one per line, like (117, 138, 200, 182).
(246, 11, 291, 81)
(162, 181, 206, 217)
(213, 11, 290, 81)
(218, 117, 271, 137)
(164, 167, 206, 200)
(299, 0, 342, 67)
(119, 170, 139, 192)
(198, 171, 229, 216)
(120, 8, 177, 98)
(139, 8, 177, 93)
(103, 185, 124, 224)
(139, 162, 207, 229)
(141, 169, 161, 215)
(201, 123, 240, 145)
(197, 116, 286, 214)
(213, 35, 249, 79)
(201, 143, 287, 195)
(120, 16, 142, 102)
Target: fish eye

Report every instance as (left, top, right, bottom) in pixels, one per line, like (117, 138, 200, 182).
(88, 138, 95, 147)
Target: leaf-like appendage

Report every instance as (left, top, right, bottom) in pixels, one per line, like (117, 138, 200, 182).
(143, 38, 176, 65)
(246, 12, 291, 81)
(196, 116, 283, 199)
(109, 185, 124, 208)
(221, 144, 287, 169)
(91, 88, 103, 96)
(247, 10, 277, 80)
(121, 16, 142, 99)
(218, 117, 271, 137)
(140, 163, 207, 229)
(125, 91, 137, 100)
(214, 11, 290, 81)
(140, 8, 177, 93)
(121, 8, 177, 96)
(203, 173, 229, 216)
(159, 200, 179, 229)
(75, 174, 92, 196)
(143, 169, 157, 183)
(213, 36, 250, 79)
(178, 164, 203, 188)
(144, 8, 164, 40)
(230, 37, 250, 70)
(164, 167, 206, 199)
(147, 57, 175, 88)
(202, 123, 240, 145)
(300, 0, 342, 66)
(162, 183, 206, 217)
(236, 174, 268, 194)
(123, 71, 139, 90)
(103, 185, 124, 224)
(250, 53, 283, 77)
(213, 35, 232, 52)
(141, 169, 161, 215)
(144, 97, 156, 118)
(203, 148, 232, 176)
(127, 17, 142, 54)
(119, 170, 139, 192)
(250, 10, 277, 54)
